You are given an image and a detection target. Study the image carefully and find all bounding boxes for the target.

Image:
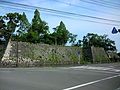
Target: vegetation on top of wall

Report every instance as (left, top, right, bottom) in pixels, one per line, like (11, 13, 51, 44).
(0, 9, 76, 46)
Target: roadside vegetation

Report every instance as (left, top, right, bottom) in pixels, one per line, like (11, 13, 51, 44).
(0, 9, 116, 51)
(0, 9, 119, 66)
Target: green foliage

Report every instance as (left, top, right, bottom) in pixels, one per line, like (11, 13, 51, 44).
(69, 33, 77, 45)
(48, 53, 60, 64)
(0, 13, 25, 42)
(31, 9, 49, 35)
(41, 33, 54, 45)
(26, 30, 40, 43)
(18, 12, 30, 36)
(25, 9, 49, 43)
(53, 21, 70, 45)
(12, 9, 49, 44)
(70, 54, 78, 63)
(1, 10, 75, 45)
(1, 10, 117, 53)
(82, 33, 116, 51)
(0, 16, 6, 30)
(74, 40, 82, 47)
(5, 13, 23, 33)
(118, 52, 120, 57)
(80, 59, 88, 64)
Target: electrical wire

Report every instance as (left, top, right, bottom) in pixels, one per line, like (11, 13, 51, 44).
(100, 0, 120, 6)
(0, 0, 120, 23)
(79, 0, 120, 10)
(53, 0, 120, 17)
(89, 0, 120, 8)
(0, 5, 119, 26)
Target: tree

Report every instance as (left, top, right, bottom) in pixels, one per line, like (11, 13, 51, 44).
(31, 9, 42, 33)
(74, 40, 82, 47)
(5, 13, 22, 33)
(82, 33, 116, 51)
(31, 9, 49, 35)
(26, 29, 40, 43)
(0, 16, 6, 30)
(0, 16, 6, 44)
(53, 21, 69, 45)
(69, 33, 77, 45)
(29, 9, 49, 43)
(0, 13, 23, 44)
(118, 52, 120, 57)
(18, 12, 31, 36)
(1, 11, 49, 44)
(0, 16, 6, 35)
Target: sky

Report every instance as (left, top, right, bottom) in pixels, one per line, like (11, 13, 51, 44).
(0, 0, 120, 52)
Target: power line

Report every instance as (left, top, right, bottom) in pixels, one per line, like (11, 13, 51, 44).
(0, 5, 32, 12)
(100, 0, 120, 6)
(99, 0, 120, 6)
(0, 0, 120, 23)
(53, 0, 120, 17)
(0, 5, 119, 26)
(89, 0, 120, 8)
(79, 0, 120, 10)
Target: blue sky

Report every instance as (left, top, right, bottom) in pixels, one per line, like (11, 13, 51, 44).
(0, 0, 120, 52)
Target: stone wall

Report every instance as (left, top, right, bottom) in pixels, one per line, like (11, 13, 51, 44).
(91, 46, 110, 63)
(107, 51, 120, 62)
(1, 41, 112, 67)
(1, 39, 11, 61)
(1, 41, 83, 67)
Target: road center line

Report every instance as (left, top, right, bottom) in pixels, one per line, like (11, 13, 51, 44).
(63, 74, 120, 90)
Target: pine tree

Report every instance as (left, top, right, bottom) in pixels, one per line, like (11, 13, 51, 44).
(29, 9, 49, 43)
(53, 21, 69, 45)
(18, 12, 31, 35)
(31, 9, 42, 34)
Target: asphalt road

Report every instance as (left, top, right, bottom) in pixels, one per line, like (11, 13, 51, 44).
(0, 63, 120, 90)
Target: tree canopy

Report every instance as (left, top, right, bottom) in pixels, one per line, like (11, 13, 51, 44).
(31, 9, 49, 35)
(52, 21, 70, 45)
(0, 9, 117, 52)
(0, 9, 75, 45)
(82, 33, 116, 51)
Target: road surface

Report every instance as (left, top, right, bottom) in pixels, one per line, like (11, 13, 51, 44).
(0, 63, 120, 90)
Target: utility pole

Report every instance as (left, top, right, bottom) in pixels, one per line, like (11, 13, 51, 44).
(78, 51, 80, 64)
(16, 36, 18, 67)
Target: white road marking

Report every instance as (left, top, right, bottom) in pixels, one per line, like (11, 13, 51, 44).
(63, 74, 120, 90)
(69, 66, 120, 72)
(73, 68, 120, 74)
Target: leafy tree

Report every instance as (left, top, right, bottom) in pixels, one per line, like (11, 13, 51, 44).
(15, 9, 49, 43)
(5, 13, 22, 33)
(118, 52, 120, 57)
(0, 13, 22, 45)
(0, 16, 6, 35)
(74, 40, 82, 47)
(0, 16, 6, 30)
(3, 13, 24, 42)
(26, 29, 40, 43)
(82, 33, 116, 51)
(53, 21, 69, 45)
(42, 33, 55, 45)
(69, 33, 77, 45)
